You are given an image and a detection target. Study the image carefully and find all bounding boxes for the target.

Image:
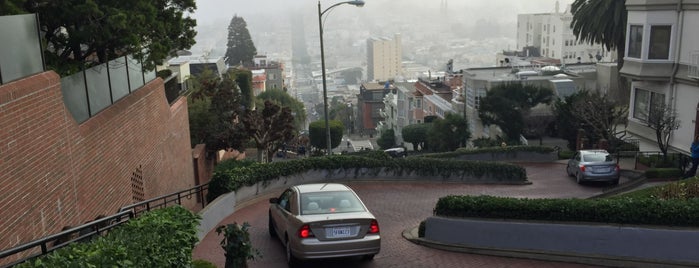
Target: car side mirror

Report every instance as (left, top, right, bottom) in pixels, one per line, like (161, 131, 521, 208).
(269, 198, 279, 204)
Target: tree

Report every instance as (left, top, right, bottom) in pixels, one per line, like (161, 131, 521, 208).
(3, 0, 197, 76)
(402, 123, 430, 151)
(308, 120, 344, 153)
(187, 72, 247, 152)
(257, 89, 307, 131)
(570, 92, 628, 144)
(647, 102, 681, 159)
(228, 68, 255, 110)
(553, 91, 594, 150)
(570, 0, 628, 101)
(427, 113, 471, 152)
(377, 129, 396, 150)
(478, 83, 554, 143)
(241, 100, 295, 163)
(225, 15, 257, 67)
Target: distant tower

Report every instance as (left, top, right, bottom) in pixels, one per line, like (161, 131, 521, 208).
(555, 0, 560, 14)
(441, 0, 448, 17)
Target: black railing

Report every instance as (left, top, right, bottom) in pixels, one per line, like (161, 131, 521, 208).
(633, 151, 691, 172)
(0, 183, 209, 267)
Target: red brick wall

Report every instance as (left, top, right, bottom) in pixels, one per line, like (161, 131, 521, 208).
(0, 71, 195, 257)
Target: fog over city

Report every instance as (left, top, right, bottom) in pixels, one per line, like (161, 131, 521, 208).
(189, 0, 574, 73)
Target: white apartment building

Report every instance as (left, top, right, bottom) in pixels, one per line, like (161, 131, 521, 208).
(516, 1, 615, 64)
(378, 82, 414, 145)
(621, 0, 699, 154)
(367, 34, 403, 82)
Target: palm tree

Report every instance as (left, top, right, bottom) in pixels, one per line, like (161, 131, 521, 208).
(570, 0, 628, 103)
(570, 0, 627, 69)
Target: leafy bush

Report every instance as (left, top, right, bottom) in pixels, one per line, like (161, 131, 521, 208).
(645, 168, 682, 179)
(471, 137, 500, 148)
(558, 150, 574, 160)
(207, 156, 528, 202)
(215, 158, 257, 173)
(433, 195, 699, 227)
(418, 220, 426, 238)
(421, 145, 555, 159)
(18, 206, 201, 267)
(217, 222, 260, 268)
(193, 259, 217, 268)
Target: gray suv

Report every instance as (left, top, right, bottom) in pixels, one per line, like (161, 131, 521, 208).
(566, 149, 620, 185)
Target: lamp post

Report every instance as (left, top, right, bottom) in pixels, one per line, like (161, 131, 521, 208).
(318, 0, 365, 155)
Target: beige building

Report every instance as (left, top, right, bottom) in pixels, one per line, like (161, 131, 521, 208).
(367, 34, 403, 82)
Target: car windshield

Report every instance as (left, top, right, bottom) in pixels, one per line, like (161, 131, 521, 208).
(300, 191, 366, 215)
(582, 154, 612, 162)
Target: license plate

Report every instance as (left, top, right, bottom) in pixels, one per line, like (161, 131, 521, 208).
(330, 227, 351, 237)
(594, 167, 610, 173)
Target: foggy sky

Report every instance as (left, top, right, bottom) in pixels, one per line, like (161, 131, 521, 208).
(192, 0, 575, 28)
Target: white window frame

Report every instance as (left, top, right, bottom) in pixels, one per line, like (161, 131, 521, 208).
(648, 25, 672, 60)
(632, 88, 665, 123)
(688, 51, 699, 79)
(627, 24, 644, 59)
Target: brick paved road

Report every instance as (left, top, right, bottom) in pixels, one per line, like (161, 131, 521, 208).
(193, 163, 616, 268)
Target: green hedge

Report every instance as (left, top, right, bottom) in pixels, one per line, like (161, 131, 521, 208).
(420, 145, 555, 159)
(433, 195, 699, 227)
(18, 206, 201, 267)
(207, 155, 528, 202)
(645, 168, 682, 179)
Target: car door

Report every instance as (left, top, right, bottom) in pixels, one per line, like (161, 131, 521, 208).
(567, 152, 580, 175)
(271, 188, 295, 237)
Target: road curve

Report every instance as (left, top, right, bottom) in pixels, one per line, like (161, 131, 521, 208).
(193, 163, 615, 268)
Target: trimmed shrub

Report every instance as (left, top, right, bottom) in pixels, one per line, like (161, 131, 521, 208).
(17, 206, 201, 267)
(645, 168, 682, 179)
(421, 145, 555, 159)
(433, 195, 699, 227)
(207, 155, 528, 202)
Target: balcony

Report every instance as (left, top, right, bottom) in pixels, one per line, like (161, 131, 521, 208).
(619, 60, 674, 81)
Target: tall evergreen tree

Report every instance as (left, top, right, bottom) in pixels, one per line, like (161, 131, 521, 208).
(225, 15, 257, 67)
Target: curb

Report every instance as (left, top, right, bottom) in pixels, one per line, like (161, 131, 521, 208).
(402, 227, 698, 268)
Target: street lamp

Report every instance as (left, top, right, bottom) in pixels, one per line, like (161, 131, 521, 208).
(318, 0, 365, 155)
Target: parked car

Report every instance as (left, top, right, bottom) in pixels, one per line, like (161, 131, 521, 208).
(268, 183, 380, 267)
(566, 149, 620, 185)
(384, 147, 407, 158)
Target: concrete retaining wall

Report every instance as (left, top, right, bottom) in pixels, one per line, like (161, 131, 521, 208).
(425, 216, 699, 266)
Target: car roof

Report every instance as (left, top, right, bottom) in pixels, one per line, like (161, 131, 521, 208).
(294, 183, 352, 194)
(579, 149, 609, 154)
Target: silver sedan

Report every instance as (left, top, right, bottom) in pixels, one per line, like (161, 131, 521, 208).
(268, 183, 380, 267)
(566, 149, 620, 185)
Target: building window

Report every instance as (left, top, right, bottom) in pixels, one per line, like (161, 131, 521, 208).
(633, 88, 664, 122)
(648, 25, 671, 60)
(628, 25, 643, 58)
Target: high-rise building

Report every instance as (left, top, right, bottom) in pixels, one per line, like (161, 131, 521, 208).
(366, 34, 403, 82)
(516, 1, 615, 64)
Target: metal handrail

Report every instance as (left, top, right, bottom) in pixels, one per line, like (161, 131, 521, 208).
(0, 183, 209, 267)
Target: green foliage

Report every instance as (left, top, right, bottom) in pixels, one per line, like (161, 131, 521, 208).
(402, 123, 430, 151)
(427, 113, 470, 152)
(644, 168, 682, 179)
(571, 0, 627, 55)
(257, 88, 307, 130)
(418, 220, 426, 238)
(188, 72, 248, 151)
(0, 0, 25, 14)
(241, 100, 296, 163)
(471, 137, 501, 148)
(422, 146, 555, 159)
(225, 16, 257, 66)
(7, 0, 197, 76)
(434, 195, 699, 227)
(192, 259, 218, 268)
(637, 153, 684, 168)
(478, 83, 554, 142)
(215, 158, 258, 173)
(207, 156, 528, 202)
(558, 150, 574, 160)
(377, 129, 396, 150)
(308, 120, 344, 151)
(614, 177, 699, 200)
(342, 150, 392, 161)
(553, 90, 593, 150)
(217, 222, 261, 268)
(229, 68, 255, 110)
(17, 206, 200, 267)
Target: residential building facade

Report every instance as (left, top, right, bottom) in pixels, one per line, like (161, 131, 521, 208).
(377, 82, 415, 145)
(357, 82, 391, 137)
(621, 0, 699, 154)
(367, 34, 403, 82)
(516, 1, 615, 65)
